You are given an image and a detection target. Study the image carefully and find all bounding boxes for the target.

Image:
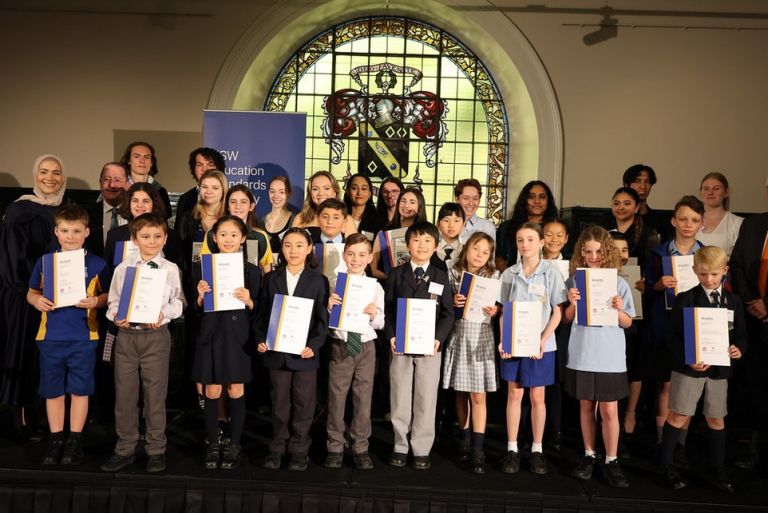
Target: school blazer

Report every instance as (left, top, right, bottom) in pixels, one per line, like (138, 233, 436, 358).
(254, 267, 329, 371)
(667, 284, 747, 380)
(730, 213, 768, 304)
(383, 263, 455, 349)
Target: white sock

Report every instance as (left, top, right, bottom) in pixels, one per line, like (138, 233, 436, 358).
(507, 441, 518, 452)
(605, 455, 617, 463)
(585, 449, 596, 458)
(531, 442, 543, 454)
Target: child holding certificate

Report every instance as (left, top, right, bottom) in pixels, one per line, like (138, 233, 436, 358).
(192, 216, 261, 470)
(27, 204, 109, 466)
(255, 227, 329, 471)
(101, 213, 186, 474)
(563, 225, 634, 488)
(371, 187, 428, 280)
(442, 232, 499, 474)
(324, 233, 384, 470)
(645, 196, 704, 446)
(660, 246, 746, 492)
(498, 222, 567, 476)
(384, 221, 454, 470)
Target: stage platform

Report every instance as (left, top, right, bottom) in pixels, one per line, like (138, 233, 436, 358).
(1, 408, 767, 513)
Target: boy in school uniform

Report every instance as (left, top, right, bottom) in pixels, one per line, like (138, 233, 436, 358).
(324, 233, 385, 470)
(312, 198, 347, 245)
(385, 221, 455, 469)
(101, 213, 186, 473)
(661, 246, 747, 492)
(434, 202, 465, 272)
(27, 204, 110, 466)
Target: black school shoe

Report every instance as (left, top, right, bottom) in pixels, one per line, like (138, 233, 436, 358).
(499, 450, 520, 473)
(604, 460, 630, 488)
(412, 456, 431, 470)
(457, 438, 471, 462)
(101, 453, 136, 472)
(204, 444, 221, 469)
(146, 453, 166, 473)
(704, 468, 735, 494)
(354, 452, 374, 470)
(529, 452, 548, 475)
(288, 452, 309, 471)
(221, 444, 242, 470)
(60, 434, 84, 465)
(262, 452, 282, 470)
(571, 455, 595, 480)
(389, 452, 407, 467)
(324, 452, 343, 468)
(40, 435, 65, 466)
(470, 451, 487, 474)
(663, 465, 687, 490)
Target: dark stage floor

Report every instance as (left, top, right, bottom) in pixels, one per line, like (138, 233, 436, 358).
(1, 405, 768, 513)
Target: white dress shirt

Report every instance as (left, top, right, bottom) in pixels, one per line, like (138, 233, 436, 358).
(286, 267, 303, 296)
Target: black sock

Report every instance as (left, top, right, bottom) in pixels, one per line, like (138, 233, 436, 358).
(660, 423, 682, 466)
(68, 431, 82, 440)
(51, 431, 65, 441)
(229, 396, 246, 446)
(460, 427, 471, 443)
(707, 427, 727, 470)
(471, 431, 484, 452)
(204, 397, 220, 446)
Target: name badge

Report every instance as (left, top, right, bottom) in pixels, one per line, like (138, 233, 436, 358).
(528, 283, 546, 297)
(428, 282, 444, 296)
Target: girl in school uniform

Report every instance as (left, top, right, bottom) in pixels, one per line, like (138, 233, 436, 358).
(256, 227, 329, 471)
(498, 222, 567, 475)
(292, 171, 357, 238)
(563, 225, 635, 488)
(370, 187, 428, 280)
(192, 216, 260, 470)
(443, 232, 500, 474)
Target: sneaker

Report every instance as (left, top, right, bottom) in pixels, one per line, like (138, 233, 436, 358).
(324, 451, 343, 468)
(59, 434, 84, 465)
(288, 452, 309, 471)
(663, 464, 687, 490)
(100, 453, 136, 472)
(220, 444, 242, 470)
(389, 452, 407, 467)
(354, 452, 374, 470)
(571, 455, 595, 480)
(457, 438, 471, 462)
(500, 450, 520, 474)
(412, 455, 431, 470)
(204, 444, 221, 469)
(146, 454, 166, 473)
(604, 460, 630, 488)
(262, 451, 282, 470)
(40, 436, 65, 466)
(470, 451, 487, 475)
(529, 452, 548, 475)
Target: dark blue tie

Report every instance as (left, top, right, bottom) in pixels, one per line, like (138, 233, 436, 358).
(414, 267, 425, 281)
(710, 290, 720, 307)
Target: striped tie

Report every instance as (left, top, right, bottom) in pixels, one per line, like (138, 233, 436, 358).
(347, 332, 362, 358)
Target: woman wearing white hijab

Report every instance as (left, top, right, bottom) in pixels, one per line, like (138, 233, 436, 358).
(0, 155, 67, 431)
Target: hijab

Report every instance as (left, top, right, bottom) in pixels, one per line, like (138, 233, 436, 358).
(16, 154, 67, 206)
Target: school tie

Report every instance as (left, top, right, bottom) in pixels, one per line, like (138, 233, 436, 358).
(444, 247, 453, 262)
(147, 261, 159, 269)
(414, 266, 425, 282)
(346, 331, 362, 358)
(759, 239, 768, 298)
(710, 290, 721, 308)
(110, 207, 119, 229)
(325, 239, 333, 244)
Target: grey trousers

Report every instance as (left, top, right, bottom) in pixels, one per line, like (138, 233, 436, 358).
(389, 353, 441, 457)
(114, 326, 171, 457)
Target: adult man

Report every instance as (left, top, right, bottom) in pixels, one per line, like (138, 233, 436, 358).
(175, 147, 225, 224)
(455, 178, 495, 244)
(87, 162, 129, 256)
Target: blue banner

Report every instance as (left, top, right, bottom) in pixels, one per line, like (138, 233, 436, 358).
(203, 110, 306, 218)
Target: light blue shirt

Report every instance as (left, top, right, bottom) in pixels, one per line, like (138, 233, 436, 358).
(566, 274, 635, 373)
(499, 259, 567, 352)
(460, 214, 496, 244)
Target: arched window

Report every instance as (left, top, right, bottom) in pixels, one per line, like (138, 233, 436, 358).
(266, 16, 509, 223)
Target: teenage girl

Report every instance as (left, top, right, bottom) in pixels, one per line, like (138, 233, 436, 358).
(256, 227, 329, 471)
(192, 216, 260, 470)
(563, 225, 635, 488)
(498, 222, 567, 475)
(442, 232, 499, 474)
(370, 187, 428, 280)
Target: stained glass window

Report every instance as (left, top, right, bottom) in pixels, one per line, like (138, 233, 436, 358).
(265, 16, 509, 224)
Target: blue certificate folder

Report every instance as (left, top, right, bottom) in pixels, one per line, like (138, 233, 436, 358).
(42, 252, 56, 302)
(500, 300, 514, 354)
(574, 269, 589, 326)
(113, 241, 132, 266)
(683, 307, 699, 365)
(329, 271, 348, 328)
(455, 271, 474, 319)
(683, 307, 730, 366)
(394, 298, 410, 353)
(265, 294, 287, 351)
(116, 266, 139, 321)
(661, 257, 676, 307)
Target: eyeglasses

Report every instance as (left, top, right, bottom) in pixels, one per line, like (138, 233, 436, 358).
(101, 178, 126, 184)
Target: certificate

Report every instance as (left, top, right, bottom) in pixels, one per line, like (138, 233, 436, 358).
(192, 241, 203, 263)
(618, 265, 643, 319)
(266, 294, 314, 355)
(314, 243, 347, 287)
(683, 307, 730, 366)
(574, 268, 618, 326)
(378, 228, 409, 273)
(500, 300, 543, 357)
(116, 266, 168, 324)
(662, 255, 698, 309)
(548, 259, 570, 281)
(395, 298, 436, 355)
(42, 249, 87, 308)
(457, 272, 501, 324)
(201, 252, 245, 312)
(329, 272, 376, 334)
(113, 240, 140, 266)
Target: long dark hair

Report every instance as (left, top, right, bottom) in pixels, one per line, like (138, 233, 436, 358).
(505, 180, 558, 238)
(119, 182, 166, 220)
(344, 173, 377, 216)
(226, 184, 260, 228)
(375, 176, 404, 221)
(278, 227, 318, 269)
(387, 187, 427, 230)
(611, 186, 644, 250)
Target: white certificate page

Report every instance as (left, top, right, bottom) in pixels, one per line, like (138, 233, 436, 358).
(268, 295, 314, 355)
(618, 265, 643, 319)
(397, 298, 436, 355)
(51, 249, 87, 308)
(461, 272, 501, 324)
(207, 252, 245, 312)
(580, 268, 618, 327)
(331, 273, 376, 334)
(126, 268, 168, 324)
(693, 307, 730, 367)
(508, 300, 543, 357)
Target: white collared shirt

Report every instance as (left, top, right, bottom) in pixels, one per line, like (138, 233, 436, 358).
(437, 238, 462, 266)
(320, 233, 344, 244)
(330, 273, 385, 343)
(460, 213, 496, 244)
(286, 267, 303, 296)
(703, 285, 724, 305)
(410, 261, 429, 276)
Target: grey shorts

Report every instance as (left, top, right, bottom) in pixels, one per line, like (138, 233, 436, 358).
(669, 371, 728, 418)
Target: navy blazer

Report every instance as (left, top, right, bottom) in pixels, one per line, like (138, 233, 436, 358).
(730, 212, 768, 304)
(667, 284, 748, 380)
(254, 267, 329, 371)
(383, 262, 455, 349)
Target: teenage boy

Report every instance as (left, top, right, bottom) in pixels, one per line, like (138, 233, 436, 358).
(27, 204, 109, 466)
(313, 198, 347, 244)
(454, 178, 495, 243)
(661, 246, 746, 493)
(324, 233, 385, 470)
(384, 221, 455, 469)
(435, 202, 465, 270)
(645, 195, 704, 448)
(101, 213, 186, 473)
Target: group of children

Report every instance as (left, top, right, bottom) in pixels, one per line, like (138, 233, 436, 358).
(26, 192, 745, 494)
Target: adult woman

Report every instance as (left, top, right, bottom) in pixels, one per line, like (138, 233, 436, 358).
(495, 181, 558, 271)
(120, 141, 172, 219)
(608, 187, 659, 267)
(374, 176, 404, 230)
(697, 172, 743, 258)
(175, 170, 228, 270)
(370, 187, 427, 280)
(292, 170, 357, 238)
(0, 155, 66, 421)
(344, 173, 382, 239)
(263, 176, 295, 254)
